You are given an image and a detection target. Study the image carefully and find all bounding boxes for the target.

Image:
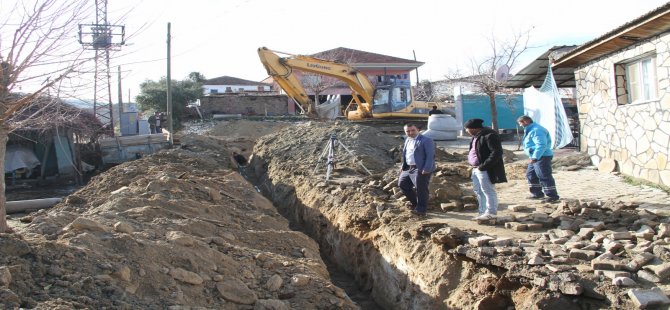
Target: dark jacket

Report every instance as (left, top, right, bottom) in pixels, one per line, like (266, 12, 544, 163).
(469, 127, 507, 184)
(401, 134, 436, 174)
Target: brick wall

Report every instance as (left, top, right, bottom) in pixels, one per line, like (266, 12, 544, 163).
(200, 94, 290, 116)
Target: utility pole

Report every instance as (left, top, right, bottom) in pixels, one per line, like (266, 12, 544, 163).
(167, 23, 173, 146)
(118, 65, 123, 113)
(413, 50, 420, 87)
(78, 0, 125, 137)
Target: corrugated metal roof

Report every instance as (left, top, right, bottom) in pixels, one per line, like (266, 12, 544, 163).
(502, 46, 578, 89)
(553, 2, 670, 68)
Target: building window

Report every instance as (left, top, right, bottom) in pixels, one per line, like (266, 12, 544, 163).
(616, 54, 657, 104)
(210, 89, 218, 94)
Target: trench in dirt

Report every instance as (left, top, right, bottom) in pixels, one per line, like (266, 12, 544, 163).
(241, 167, 383, 309)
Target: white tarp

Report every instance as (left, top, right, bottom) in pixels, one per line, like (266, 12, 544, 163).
(5, 145, 41, 173)
(522, 66, 573, 149)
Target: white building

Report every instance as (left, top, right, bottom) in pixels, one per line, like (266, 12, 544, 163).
(202, 76, 272, 94)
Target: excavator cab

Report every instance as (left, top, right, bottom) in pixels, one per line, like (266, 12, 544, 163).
(371, 78, 428, 117)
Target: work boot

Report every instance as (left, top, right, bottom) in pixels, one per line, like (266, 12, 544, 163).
(410, 209, 426, 217)
(542, 197, 560, 203)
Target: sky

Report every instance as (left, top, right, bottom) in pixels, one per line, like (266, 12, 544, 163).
(8, 0, 670, 102)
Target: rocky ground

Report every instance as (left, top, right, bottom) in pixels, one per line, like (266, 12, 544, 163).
(2, 119, 670, 310)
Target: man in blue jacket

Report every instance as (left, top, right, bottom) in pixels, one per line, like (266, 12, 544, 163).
(398, 123, 436, 216)
(517, 115, 560, 203)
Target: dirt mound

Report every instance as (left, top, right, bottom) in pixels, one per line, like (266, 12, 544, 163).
(1, 140, 356, 309)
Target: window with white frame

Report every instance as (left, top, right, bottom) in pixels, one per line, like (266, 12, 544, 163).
(616, 54, 658, 104)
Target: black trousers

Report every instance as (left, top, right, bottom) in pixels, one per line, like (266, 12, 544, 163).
(398, 168, 431, 212)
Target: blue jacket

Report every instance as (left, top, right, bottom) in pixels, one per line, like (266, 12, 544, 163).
(522, 122, 553, 160)
(401, 134, 436, 173)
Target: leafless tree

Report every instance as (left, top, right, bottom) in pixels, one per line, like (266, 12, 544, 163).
(300, 49, 355, 116)
(0, 0, 94, 233)
(445, 28, 533, 130)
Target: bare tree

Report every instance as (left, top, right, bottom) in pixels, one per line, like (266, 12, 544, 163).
(445, 28, 533, 130)
(300, 49, 355, 116)
(0, 0, 93, 233)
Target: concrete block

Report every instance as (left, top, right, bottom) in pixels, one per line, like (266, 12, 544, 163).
(581, 221, 605, 231)
(595, 270, 631, 279)
(505, 222, 528, 231)
(569, 249, 597, 260)
(637, 225, 655, 234)
(550, 238, 568, 245)
(440, 202, 461, 212)
(508, 204, 528, 212)
(552, 229, 576, 238)
(563, 241, 589, 249)
(625, 252, 656, 272)
(610, 231, 633, 240)
(495, 215, 515, 223)
(658, 223, 670, 238)
(575, 265, 593, 273)
(549, 249, 568, 258)
(489, 237, 514, 247)
(604, 241, 624, 253)
(468, 235, 495, 247)
(638, 270, 662, 283)
(551, 257, 578, 265)
(645, 263, 670, 280)
(578, 227, 595, 238)
(527, 254, 545, 265)
(612, 277, 636, 287)
(591, 259, 626, 271)
(527, 223, 544, 230)
(478, 247, 496, 256)
(627, 288, 670, 308)
(635, 232, 655, 241)
(581, 243, 600, 251)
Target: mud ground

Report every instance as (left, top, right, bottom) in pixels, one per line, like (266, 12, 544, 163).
(2, 119, 670, 310)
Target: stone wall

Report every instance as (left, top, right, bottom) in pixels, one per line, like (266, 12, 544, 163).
(576, 33, 670, 186)
(200, 94, 290, 116)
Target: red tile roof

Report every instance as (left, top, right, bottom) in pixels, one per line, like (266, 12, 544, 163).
(311, 47, 422, 65)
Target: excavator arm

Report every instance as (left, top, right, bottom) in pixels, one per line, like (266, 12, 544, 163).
(258, 47, 375, 118)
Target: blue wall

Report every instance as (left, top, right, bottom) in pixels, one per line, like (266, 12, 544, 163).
(461, 94, 524, 130)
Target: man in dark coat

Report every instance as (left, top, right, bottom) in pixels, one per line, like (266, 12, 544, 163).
(428, 105, 443, 116)
(464, 118, 507, 220)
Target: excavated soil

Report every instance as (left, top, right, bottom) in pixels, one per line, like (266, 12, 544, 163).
(1, 120, 355, 309)
(3, 119, 670, 310)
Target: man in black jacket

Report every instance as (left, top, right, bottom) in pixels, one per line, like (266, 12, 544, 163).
(464, 118, 507, 220)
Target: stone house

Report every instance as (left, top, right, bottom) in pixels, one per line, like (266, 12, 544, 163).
(553, 3, 670, 187)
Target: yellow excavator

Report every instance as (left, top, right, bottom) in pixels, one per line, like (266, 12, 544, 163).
(258, 47, 439, 120)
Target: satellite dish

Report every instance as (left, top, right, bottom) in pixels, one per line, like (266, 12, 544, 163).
(495, 64, 510, 82)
